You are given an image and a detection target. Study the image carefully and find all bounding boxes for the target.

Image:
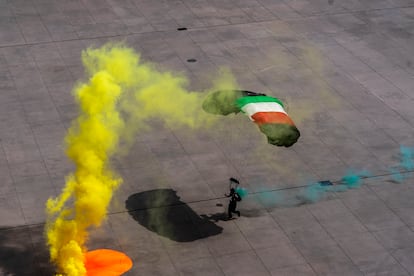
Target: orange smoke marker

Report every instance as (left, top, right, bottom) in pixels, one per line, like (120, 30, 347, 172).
(85, 249, 133, 276)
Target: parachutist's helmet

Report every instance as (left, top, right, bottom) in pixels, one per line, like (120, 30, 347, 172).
(229, 177, 239, 190)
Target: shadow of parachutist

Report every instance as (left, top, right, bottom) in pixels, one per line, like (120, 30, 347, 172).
(200, 213, 228, 222)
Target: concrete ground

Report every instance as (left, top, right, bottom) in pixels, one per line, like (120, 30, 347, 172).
(1, 0, 414, 275)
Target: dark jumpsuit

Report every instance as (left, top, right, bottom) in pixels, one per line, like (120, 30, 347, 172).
(227, 190, 241, 218)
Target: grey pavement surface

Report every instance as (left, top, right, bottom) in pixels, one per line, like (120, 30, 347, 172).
(1, 0, 414, 275)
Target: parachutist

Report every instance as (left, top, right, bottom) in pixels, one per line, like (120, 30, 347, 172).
(225, 178, 242, 219)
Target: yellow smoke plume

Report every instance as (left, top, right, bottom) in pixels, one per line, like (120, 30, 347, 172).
(45, 43, 236, 275)
(288, 44, 340, 123)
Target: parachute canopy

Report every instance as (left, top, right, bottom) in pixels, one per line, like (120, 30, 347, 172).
(202, 90, 300, 147)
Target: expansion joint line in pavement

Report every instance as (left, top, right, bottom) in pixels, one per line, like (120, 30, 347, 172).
(2, 170, 412, 231)
(114, 169, 414, 214)
(1, 4, 414, 50)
